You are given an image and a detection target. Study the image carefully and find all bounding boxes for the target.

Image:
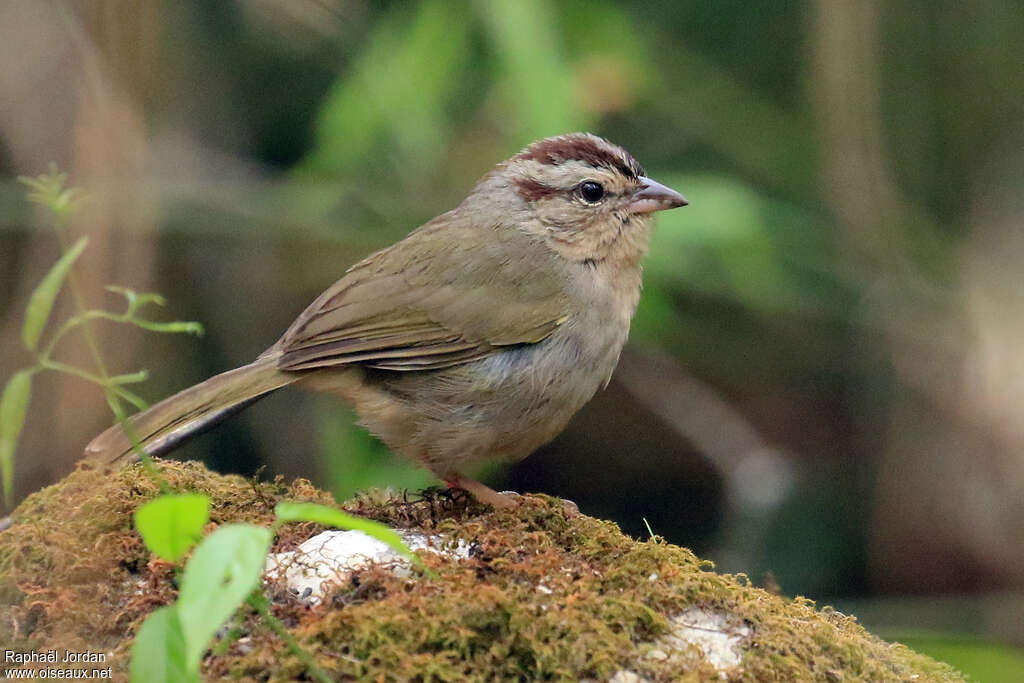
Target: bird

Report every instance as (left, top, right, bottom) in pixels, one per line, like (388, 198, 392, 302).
(85, 133, 688, 507)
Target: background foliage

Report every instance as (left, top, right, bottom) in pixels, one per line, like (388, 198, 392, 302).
(2, 1, 1023, 677)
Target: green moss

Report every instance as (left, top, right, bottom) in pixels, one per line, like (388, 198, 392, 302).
(0, 460, 965, 682)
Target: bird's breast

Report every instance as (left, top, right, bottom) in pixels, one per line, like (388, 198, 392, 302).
(355, 263, 643, 467)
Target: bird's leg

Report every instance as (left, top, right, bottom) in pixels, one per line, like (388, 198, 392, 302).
(442, 472, 516, 509)
(441, 471, 579, 517)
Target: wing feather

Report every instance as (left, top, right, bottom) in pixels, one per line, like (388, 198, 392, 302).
(273, 216, 570, 372)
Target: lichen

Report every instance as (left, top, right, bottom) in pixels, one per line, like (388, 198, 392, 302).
(0, 460, 965, 682)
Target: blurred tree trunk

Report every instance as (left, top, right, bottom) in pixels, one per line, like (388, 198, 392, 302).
(0, 0, 160, 509)
(808, 0, 1024, 593)
(808, 0, 905, 268)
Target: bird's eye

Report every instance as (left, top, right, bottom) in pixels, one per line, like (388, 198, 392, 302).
(578, 181, 605, 204)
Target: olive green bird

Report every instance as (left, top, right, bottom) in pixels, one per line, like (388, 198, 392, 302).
(85, 133, 687, 506)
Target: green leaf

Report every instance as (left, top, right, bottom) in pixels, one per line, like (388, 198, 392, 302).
(0, 370, 33, 504)
(110, 370, 150, 385)
(105, 285, 168, 312)
(132, 292, 167, 308)
(134, 494, 210, 563)
(177, 524, 272, 665)
(52, 187, 86, 216)
(275, 501, 418, 563)
(308, 0, 471, 176)
(22, 236, 88, 351)
(20, 166, 86, 218)
(479, 0, 586, 140)
(129, 319, 204, 336)
(104, 285, 140, 308)
(130, 606, 196, 683)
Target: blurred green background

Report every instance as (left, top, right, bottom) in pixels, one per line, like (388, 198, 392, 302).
(2, 1, 1023, 678)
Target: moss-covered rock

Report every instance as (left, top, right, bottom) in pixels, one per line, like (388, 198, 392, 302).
(0, 460, 964, 682)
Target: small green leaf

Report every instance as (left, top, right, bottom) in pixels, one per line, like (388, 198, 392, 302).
(17, 174, 49, 195)
(19, 166, 74, 213)
(22, 236, 88, 351)
(105, 284, 138, 303)
(134, 494, 210, 563)
(177, 524, 272, 665)
(133, 292, 168, 308)
(110, 370, 150, 385)
(130, 606, 196, 683)
(275, 501, 418, 563)
(0, 370, 33, 504)
(105, 286, 169, 315)
(53, 187, 85, 215)
(130, 319, 204, 336)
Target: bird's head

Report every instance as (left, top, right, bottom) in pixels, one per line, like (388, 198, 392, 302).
(470, 133, 687, 268)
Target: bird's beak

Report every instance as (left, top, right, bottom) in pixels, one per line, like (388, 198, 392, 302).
(629, 176, 689, 214)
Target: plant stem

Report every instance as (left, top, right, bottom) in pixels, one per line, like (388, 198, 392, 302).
(38, 359, 148, 410)
(45, 213, 166, 488)
(247, 592, 333, 683)
(40, 310, 125, 361)
(51, 220, 113, 386)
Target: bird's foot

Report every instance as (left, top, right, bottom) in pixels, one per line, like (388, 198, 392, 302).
(442, 476, 579, 516)
(443, 475, 517, 509)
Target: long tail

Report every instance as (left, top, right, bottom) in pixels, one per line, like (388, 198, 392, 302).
(84, 358, 298, 463)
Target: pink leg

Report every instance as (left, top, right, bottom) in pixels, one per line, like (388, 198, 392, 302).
(443, 473, 516, 509)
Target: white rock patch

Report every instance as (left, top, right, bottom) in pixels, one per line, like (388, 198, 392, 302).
(265, 529, 470, 604)
(661, 607, 751, 670)
(579, 608, 754, 682)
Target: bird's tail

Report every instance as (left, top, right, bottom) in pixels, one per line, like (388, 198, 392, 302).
(84, 358, 298, 463)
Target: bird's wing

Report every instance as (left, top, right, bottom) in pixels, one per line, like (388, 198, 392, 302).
(274, 215, 570, 372)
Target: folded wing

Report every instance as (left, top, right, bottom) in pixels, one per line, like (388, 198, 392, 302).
(272, 216, 570, 372)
